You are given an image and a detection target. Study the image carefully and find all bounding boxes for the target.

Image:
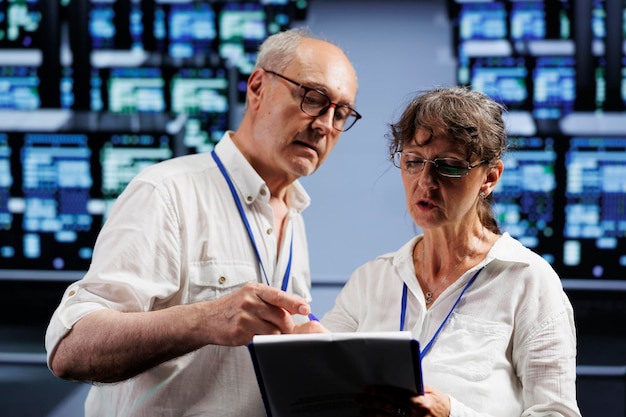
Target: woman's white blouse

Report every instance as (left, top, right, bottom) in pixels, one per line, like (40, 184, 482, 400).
(322, 233, 582, 417)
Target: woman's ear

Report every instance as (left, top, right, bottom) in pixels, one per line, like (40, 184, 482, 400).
(481, 159, 504, 197)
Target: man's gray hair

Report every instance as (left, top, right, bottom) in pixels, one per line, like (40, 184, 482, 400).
(255, 28, 313, 72)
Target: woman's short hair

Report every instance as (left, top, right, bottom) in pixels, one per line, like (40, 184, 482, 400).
(388, 85, 507, 163)
(387, 86, 508, 233)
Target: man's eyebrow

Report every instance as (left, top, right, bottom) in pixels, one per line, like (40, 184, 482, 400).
(302, 79, 356, 107)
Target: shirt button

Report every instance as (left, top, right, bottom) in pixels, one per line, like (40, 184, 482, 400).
(246, 196, 253, 202)
(218, 276, 226, 284)
(260, 188, 267, 196)
(267, 228, 273, 235)
(68, 289, 76, 297)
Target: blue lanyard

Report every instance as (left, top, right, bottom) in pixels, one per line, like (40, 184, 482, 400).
(211, 150, 293, 291)
(401, 267, 484, 360)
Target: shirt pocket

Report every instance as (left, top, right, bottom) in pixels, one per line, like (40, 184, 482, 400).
(290, 270, 312, 302)
(187, 259, 258, 302)
(427, 312, 511, 382)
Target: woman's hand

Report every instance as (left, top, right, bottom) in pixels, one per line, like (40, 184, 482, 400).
(292, 320, 330, 334)
(357, 384, 450, 417)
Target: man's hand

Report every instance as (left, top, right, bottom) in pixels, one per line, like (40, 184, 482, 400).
(200, 282, 311, 346)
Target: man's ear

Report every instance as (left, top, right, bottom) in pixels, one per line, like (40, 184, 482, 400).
(246, 69, 265, 110)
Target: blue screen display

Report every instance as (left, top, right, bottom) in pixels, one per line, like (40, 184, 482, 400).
(90, 67, 166, 113)
(89, 0, 143, 50)
(0, 0, 41, 48)
(562, 137, 626, 279)
(169, 67, 230, 153)
(153, 1, 217, 59)
(0, 131, 174, 277)
(532, 56, 575, 119)
(510, 1, 545, 41)
(494, 136, 557, 254)
(0, 66, 40, 110)
(469, 57, 529, 110)
(458, 1, 507, 41)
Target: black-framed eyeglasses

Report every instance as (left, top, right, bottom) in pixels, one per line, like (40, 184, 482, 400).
(263, 69, 362, 132)
(391, 151, 484, 178)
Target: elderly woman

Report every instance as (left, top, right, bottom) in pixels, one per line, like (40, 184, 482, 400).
(320, 86, 581, 417)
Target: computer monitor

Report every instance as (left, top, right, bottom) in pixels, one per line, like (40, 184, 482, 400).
(468, 56, 530, 111)
(88, 0, 143, 51)
(456, 1, 507, 41)
(510, 0, 546, 41)
(493, 135, 558, 263)
(0, 113, 182, 281)
(169, 66, 230, 153)
(0, 66, 41, 110)
(0, 0, 41, 49)
(562, 136, 626, 280)
(592, 0, 606, 41)
(495, 133, 626, 281)
(532, 56, 576, 119)
(90, 67, 166, 113)
(218, 2, 266, 102)
(153, 0, 218, 60)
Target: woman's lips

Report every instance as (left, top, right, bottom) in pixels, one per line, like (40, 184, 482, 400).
(417, 199, 435, 209)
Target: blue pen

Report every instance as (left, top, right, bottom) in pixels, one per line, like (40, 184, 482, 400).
(308, 313, 319, 322)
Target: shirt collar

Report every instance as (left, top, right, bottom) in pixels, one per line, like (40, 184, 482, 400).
(213, 132, 311, 213)
(485, 232, 531, 266)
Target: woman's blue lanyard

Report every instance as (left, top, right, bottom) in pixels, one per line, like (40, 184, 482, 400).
(211, 150, 293, 291)
(401, 267, 484, 360)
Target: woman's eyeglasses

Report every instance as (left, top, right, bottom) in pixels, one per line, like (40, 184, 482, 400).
(391, 151, 484, 178)
(263, 69, 361, 132)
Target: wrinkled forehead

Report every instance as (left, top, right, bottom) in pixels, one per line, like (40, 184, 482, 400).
(289, 38, 358, 104)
